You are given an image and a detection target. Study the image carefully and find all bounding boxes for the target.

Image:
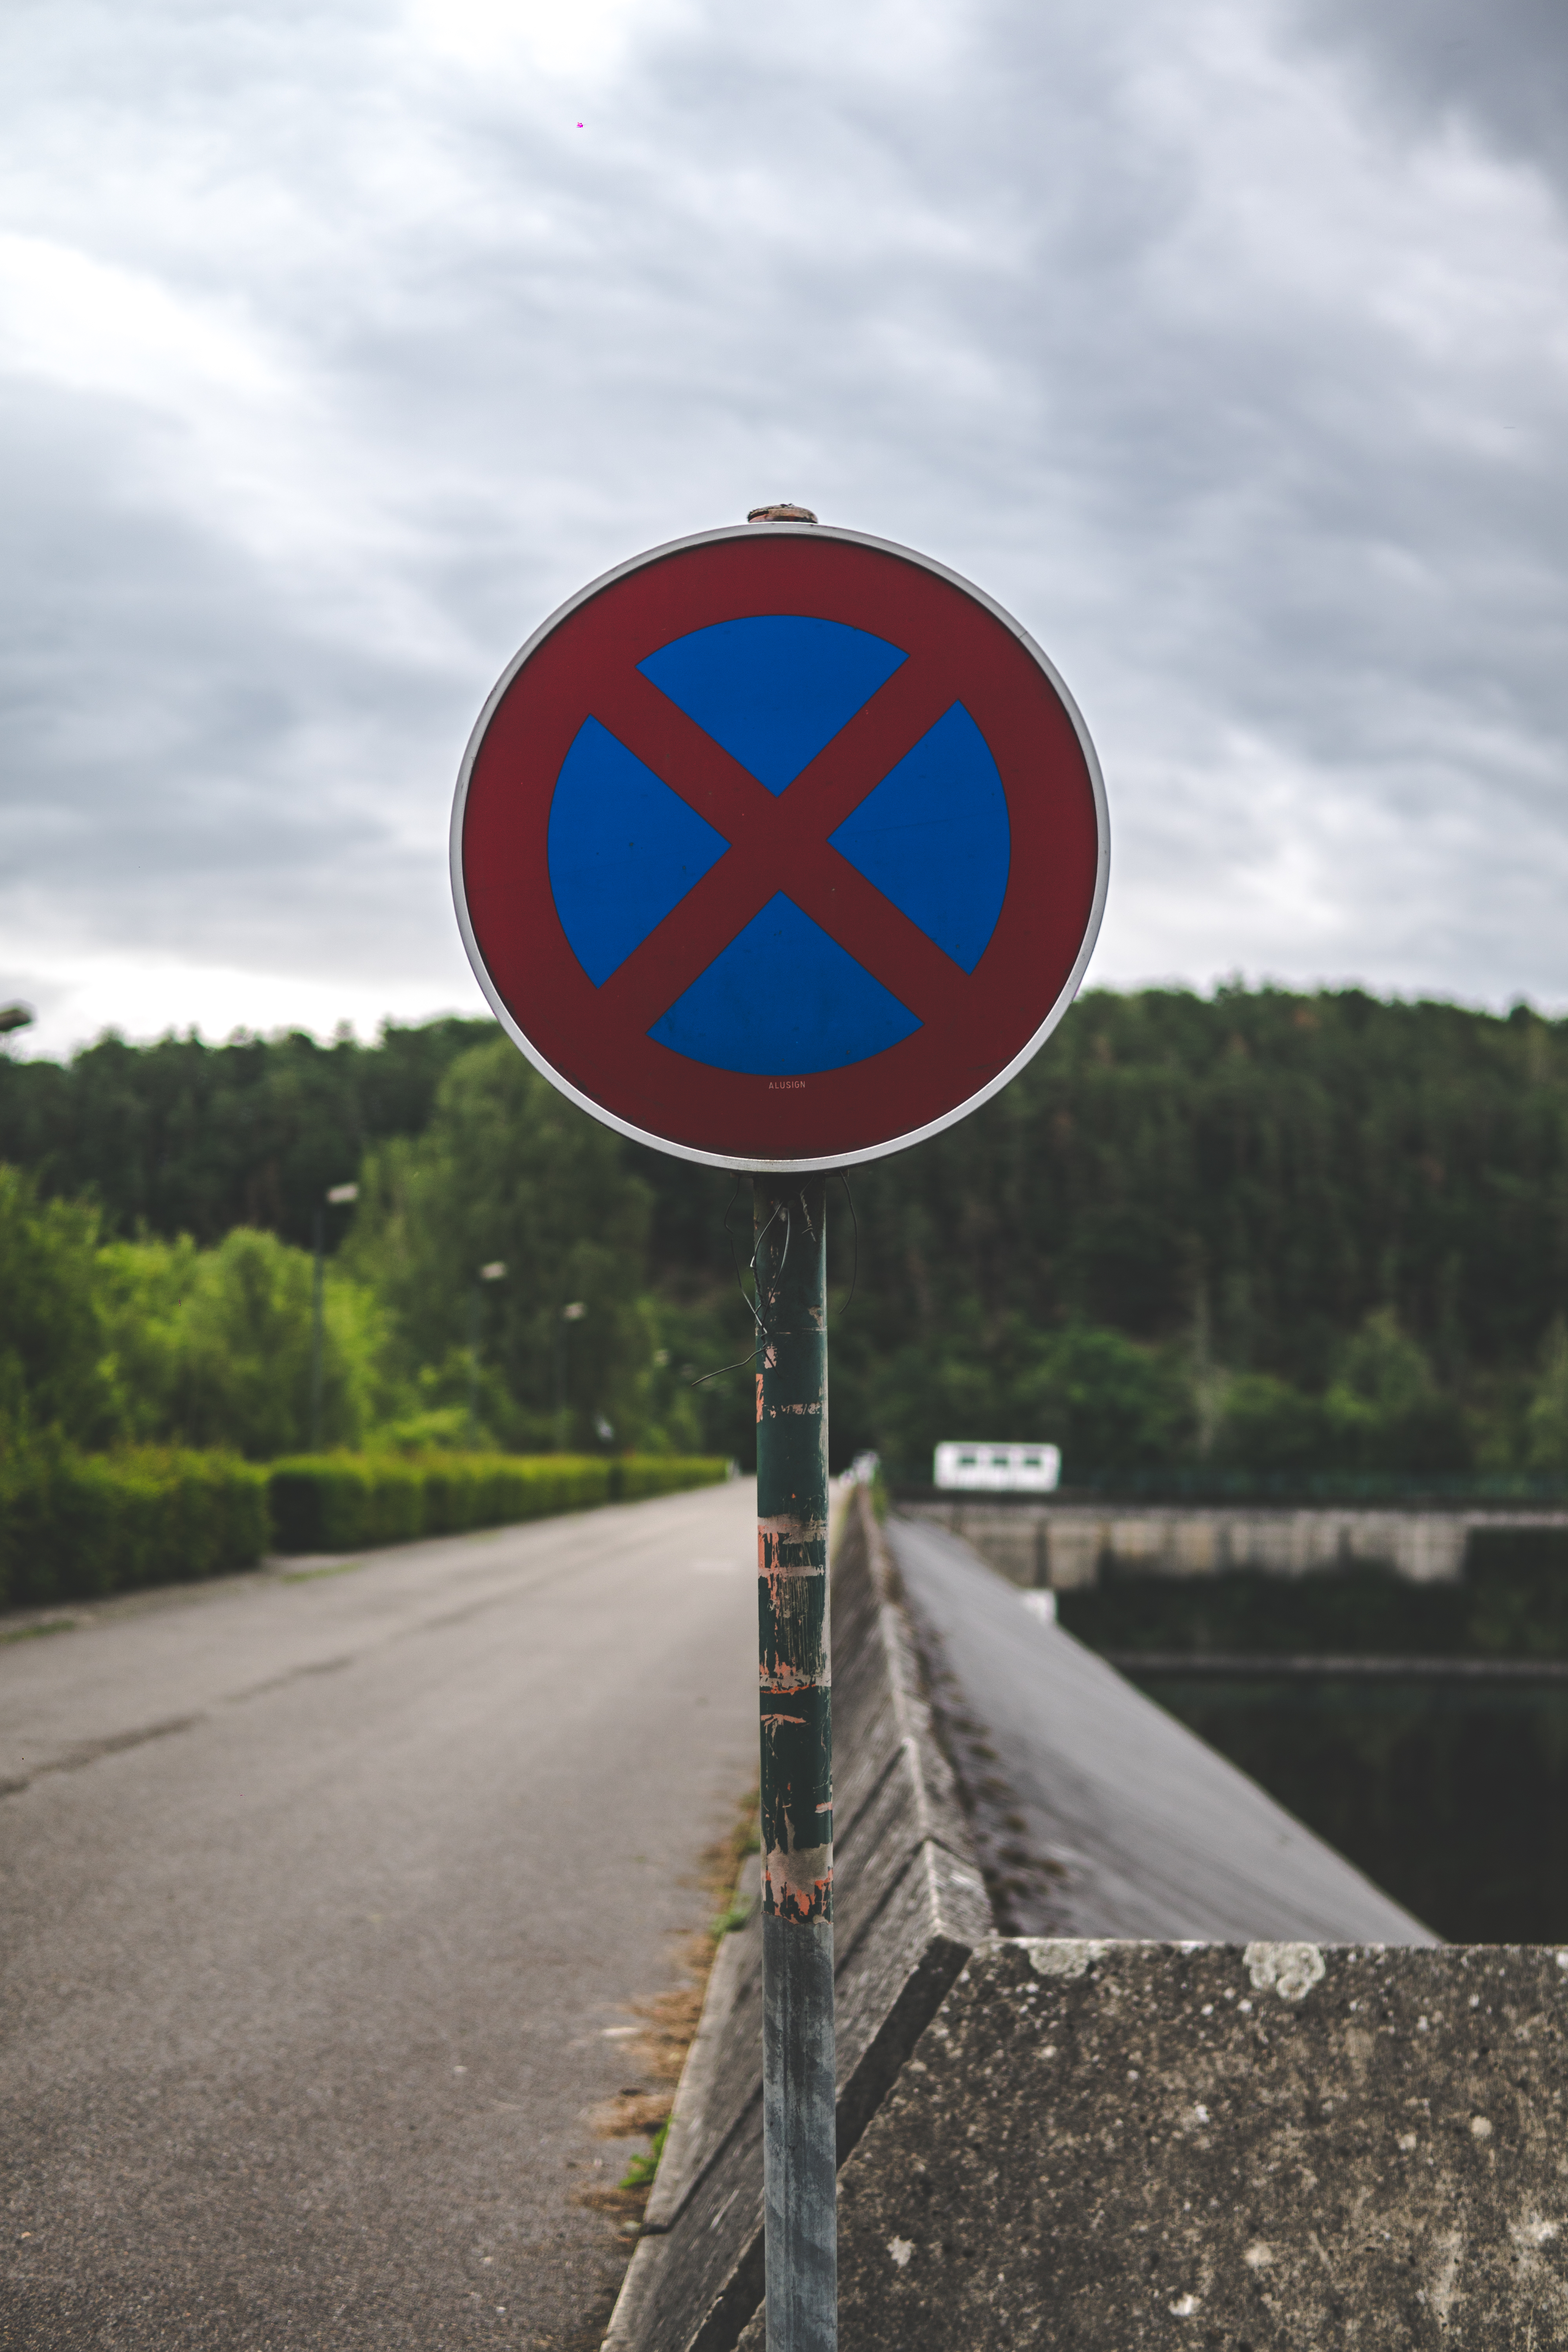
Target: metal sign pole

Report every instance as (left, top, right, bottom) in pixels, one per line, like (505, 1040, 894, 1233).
(449, 502, 1107, 2346)
(753, 1174, 835, 2350)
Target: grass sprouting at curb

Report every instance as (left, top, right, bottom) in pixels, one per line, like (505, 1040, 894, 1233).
(594, 1783, 760, 2210)
(619, 2118, 670, 2192)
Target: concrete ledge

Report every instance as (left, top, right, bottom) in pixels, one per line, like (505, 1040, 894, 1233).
(599, 1870, 759, 2352)
(610, 1504, 1564, 2349)
(831, 1936, 1568, 2347)
(601, 1489, 990, 2352)
(890, 1512, 1435, 1943)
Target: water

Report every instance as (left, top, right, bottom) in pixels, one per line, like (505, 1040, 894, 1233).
(1128, 1671, 1568, 1942)
(1056, 1545, 1568, 1943)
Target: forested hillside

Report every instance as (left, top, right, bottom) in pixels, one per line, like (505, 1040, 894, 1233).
(0, 1018, 496, 1248)
(3, 987, 1566, 1479)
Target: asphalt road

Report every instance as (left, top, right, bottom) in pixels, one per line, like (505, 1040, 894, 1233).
(0, 1481, 759, 2351)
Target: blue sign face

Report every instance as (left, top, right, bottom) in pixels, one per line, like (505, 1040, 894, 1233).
(545, 613, 1012, 1078)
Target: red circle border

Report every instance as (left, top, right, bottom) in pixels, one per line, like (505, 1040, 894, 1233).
(454, 527, 1107, 1169)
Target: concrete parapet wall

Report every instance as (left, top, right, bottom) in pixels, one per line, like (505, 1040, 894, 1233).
(889, 1513, 1432, 1945)
(602, 1486, 989, 2352)
(611, 1502, 1566, 2348)
(906, 1497, 1568, 1589)
(829, 1936, 1568, 2348)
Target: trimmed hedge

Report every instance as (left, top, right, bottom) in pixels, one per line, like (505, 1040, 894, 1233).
(0, 1449, 269, 1611)
(613, 1455, 732, 1505)
(265, 1452, 729, 1554)
(0, 1450, 730, 1607)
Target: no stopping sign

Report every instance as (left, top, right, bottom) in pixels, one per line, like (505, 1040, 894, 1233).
(452, 521, 1108, 1171)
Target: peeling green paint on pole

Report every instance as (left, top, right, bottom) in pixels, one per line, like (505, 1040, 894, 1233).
(754, 1174, 836, 2349)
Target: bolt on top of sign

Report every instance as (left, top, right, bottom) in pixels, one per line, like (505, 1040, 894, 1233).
(452, 510, 1108, 1172)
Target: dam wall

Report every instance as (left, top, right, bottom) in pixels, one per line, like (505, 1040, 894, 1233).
(901, 1494, 1568, 1588)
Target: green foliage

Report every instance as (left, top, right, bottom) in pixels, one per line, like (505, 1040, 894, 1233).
(1210, 1311, 1472, 1477)
(615, 1456, 730, 1502)
(1018, 1323, 1191, 1472)
(96, 1228, 403, 1459)
(5, 985, 1568, 1485)
(844, 986, 1568, 1381)
(858, 1313, 1188, 1480)
(365, 1405, 486, 1455)
(0, 1165, 113, 1449)
(636, 985, 1568, 1473)
(0, 1448, 269, 1610)
(1526, 1320, 1568, 1472)
(0, 1444, 725, 1606)
(1322, 1308, 1471, 1472)
(0, 1017, 494, 1247)
(0, 1164, 406, 1465)
(345, 1039, 659, 1451)
(619, 2117, 669, 2192)
(267, 1451, 610, 1550)
(1209, 1372, 1328, 1472)
(265, 1451, 726, 1552)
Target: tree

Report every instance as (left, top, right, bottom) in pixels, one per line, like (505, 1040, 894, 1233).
(96, 1228, 400, 1459)
(346, 1041, 655, 1449)
(1323, 1309, 1471, 1474)
(0, 1017, 494, 1247)
(0, 1166, 110, 1450)
(1018, 1323, 1191, 1476)
(1526, 1320, 1568, 1474)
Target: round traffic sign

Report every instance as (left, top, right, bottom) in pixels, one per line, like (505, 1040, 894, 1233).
(452, 522, 1107, 1172)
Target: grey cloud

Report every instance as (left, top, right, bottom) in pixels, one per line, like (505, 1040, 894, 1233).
(0, 387, 454, 964)
(1, 0, 1566, 1047)
(1290, 0, 1568, 191)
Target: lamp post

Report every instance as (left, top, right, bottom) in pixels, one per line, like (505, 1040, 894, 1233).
(470, 1260, 507, 1440)
(556, 1300, 586, 1449)
(310, 1182, 359, 1451)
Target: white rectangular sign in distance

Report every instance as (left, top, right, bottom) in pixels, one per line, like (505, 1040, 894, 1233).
(933, 1442, 1061, 1493)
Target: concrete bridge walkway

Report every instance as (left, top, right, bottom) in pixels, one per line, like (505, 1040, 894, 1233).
(0, 1481, 758, 2351)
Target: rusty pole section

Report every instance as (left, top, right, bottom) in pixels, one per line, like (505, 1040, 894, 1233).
(754, 1174, 835, 2350)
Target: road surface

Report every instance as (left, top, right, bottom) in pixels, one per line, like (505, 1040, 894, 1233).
(0, 1481, 759, 2350)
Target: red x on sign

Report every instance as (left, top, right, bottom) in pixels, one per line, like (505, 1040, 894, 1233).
(453, 523, 1107, 1171)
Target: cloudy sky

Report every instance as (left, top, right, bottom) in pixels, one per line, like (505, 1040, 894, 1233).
(2, 0, 1565, 1057)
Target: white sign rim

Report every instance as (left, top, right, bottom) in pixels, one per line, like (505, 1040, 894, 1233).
(449, 519, 1111, 1174)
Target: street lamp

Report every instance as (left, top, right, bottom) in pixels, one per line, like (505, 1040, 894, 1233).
(470, 1261, 508, 1440)
(310, 1183, 359, 1450)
